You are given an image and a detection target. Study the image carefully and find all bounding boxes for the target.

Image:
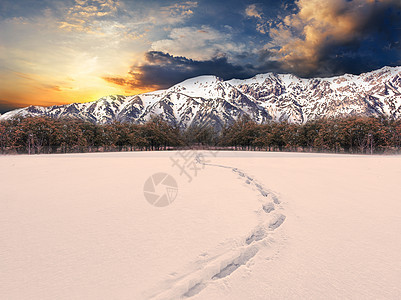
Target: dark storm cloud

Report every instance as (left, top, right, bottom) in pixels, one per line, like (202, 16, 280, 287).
(104, 51, 257, 89)
(266, 0, 401, 77)
(313, 0, 401, 76)
(105, 0, 401, 89)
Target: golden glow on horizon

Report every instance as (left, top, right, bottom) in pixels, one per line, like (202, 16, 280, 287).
(0, 0, 204, 110)
(0, 69, 153, 109)
(0, 0, 159, 110)
(0, 32, 152, 109)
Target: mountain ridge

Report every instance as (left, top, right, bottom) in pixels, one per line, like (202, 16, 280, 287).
(1, 66, 400, 129)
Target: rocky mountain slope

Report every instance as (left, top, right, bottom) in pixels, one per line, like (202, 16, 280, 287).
(1, 66, 400, 129)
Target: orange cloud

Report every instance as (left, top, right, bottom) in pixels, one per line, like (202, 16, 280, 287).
(58, 0, 119, 33)
(267, 0, 401, 75)
(102, 75, 159, 93)
(0, 68, 140, 110)
(245, 4, 262, 19)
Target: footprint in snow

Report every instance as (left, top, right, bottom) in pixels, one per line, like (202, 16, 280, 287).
(263, 202, 275, 213)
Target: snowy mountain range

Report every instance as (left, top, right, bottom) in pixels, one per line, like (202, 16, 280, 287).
(1, 66, 401, 129)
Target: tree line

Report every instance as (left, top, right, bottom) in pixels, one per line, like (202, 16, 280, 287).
(0, 115, 400, 154)
(220, 115, 401, 154)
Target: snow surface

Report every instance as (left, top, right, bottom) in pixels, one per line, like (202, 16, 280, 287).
(0, 151, 400, 299)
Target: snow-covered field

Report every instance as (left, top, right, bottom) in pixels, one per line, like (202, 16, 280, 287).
(0, 151, 400, 299)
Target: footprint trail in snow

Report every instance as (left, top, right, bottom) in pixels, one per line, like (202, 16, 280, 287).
(147, 154, 286, 300)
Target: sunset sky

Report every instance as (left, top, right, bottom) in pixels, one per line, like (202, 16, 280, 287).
(0, 0, 400, 113)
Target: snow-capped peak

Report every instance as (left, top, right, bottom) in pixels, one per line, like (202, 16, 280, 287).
(1, 66, 400, 129)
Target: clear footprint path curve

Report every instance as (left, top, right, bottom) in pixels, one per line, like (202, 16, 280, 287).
(148, 154, 286, 300)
